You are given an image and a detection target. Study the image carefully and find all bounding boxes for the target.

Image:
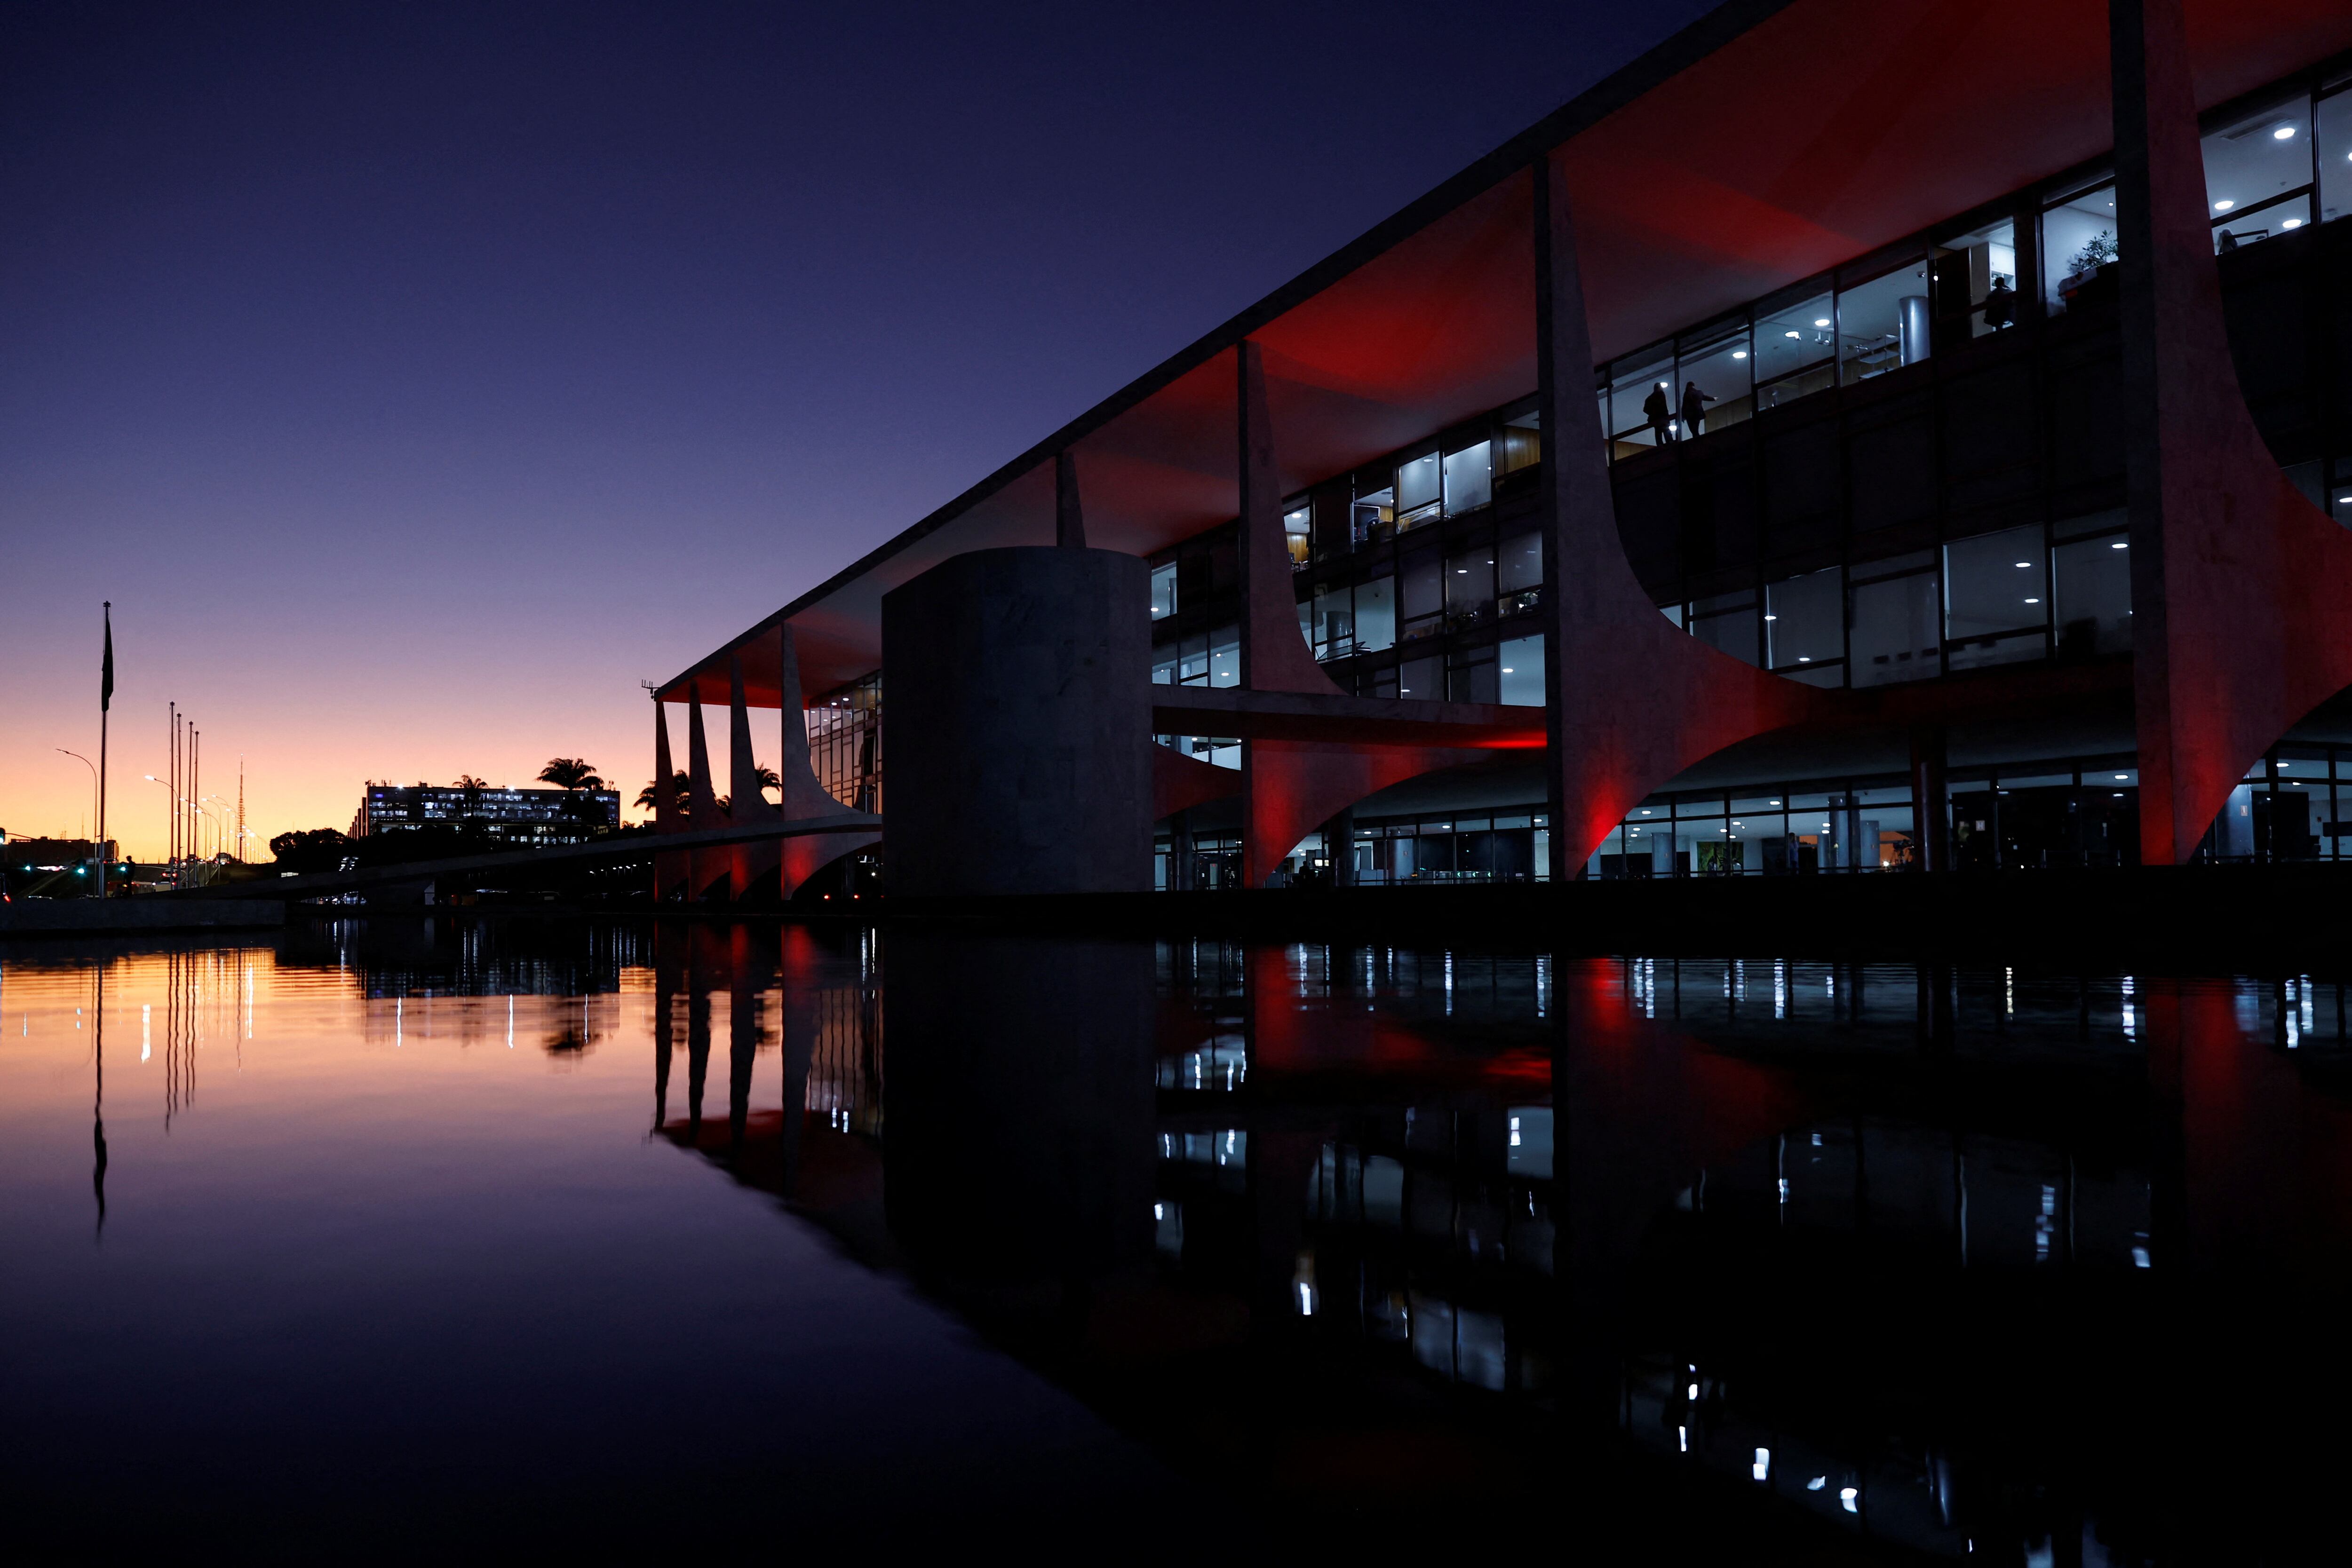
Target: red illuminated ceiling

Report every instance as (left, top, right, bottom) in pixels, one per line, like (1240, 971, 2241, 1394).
(667, 0, 2352, 707)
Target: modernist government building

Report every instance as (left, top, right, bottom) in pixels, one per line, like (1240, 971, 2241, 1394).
(652, 0, 2352, 902)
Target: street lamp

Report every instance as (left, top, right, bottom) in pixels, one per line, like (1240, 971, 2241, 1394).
(56, 749, 100, 895)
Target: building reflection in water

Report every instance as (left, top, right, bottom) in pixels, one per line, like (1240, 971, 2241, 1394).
(640, 924, 2352, 1561)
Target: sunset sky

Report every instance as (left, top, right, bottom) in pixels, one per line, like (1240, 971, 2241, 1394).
(1, 0, 1709, 859)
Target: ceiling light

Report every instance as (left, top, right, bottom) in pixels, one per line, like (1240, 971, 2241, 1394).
(2283, 218, 2304, 230)
(2214, 198, 2235, 212)
(1785, 330, 1800, 339)
(2111, 540, 2128, 549)
(1732, 350, 1748, 359)
(2015, 561, 2031, 568)
(2273, 125, 2296, 140)
(1797, 656, 1811, 662)
(2024, 596, 2041, 604)
(2115, 773, 2129, 780)
(1813, 317, 1830, 328)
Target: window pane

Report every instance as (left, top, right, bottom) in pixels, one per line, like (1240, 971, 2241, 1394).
(1354, 577, 1396, 652)
(1500, 412, 1541, 473)
(2322, 89, 2352, 225)
(1498, 635, 1544, 707)
(1765, 567, 1842, 670)
(1677, 319, 1752, 435)
(1691, 605, 1760, 666)
(1946, 526, 2048, 639)
(1152, 649, 1177, 685)
(1353, 483, 1395, 546)
(1283, 504, 1311, 566)
(1208, 626, 1240, 687)
(1401, 549, 1444, 626)
(1609, 347, 1676, 446)
(2214, 191, 2312, 252)
(1447, 649, 1498, 705)
(1398, 655, 1440, 701)
(2203, 97, 2313, 221)
(2054, 535, 2134, 656)
(1442, 442, 1492, 515)
(2044, 182, 2119, 314)
(1933, 218, 2019, 340)
(1311, 582, 1353, 660)
(1446, 547, 1495, 618)
(1497, 532, 1542, 594)
(1837, 260, 1931, 385)
(1850, 572, 1941, 686)
(1396, 452, 1441, 512)
(1150, 561, 1177, 619)
(1752, 291, 1833, 390)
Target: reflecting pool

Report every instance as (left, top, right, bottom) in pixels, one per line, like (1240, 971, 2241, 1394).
(6, 920, 2351, 1561)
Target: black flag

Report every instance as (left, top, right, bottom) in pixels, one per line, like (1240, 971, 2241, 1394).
(101, 603, 113, 712)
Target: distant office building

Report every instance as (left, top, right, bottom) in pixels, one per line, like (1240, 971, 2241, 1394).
(350, 784, 618, 846)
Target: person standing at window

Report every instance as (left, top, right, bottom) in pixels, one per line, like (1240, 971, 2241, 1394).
(1678, 380, 1716, 438)
(1642, 381, 1675, 443)
(1982, 275, 2015, 329)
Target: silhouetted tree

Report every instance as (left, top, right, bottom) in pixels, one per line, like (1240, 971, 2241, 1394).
(539, 757, 604, 792)
(637, 771, 690, 815)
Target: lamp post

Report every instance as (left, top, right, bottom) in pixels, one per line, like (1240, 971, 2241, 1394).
(142, 776, 171, 885)
(56, 749, 99, 895)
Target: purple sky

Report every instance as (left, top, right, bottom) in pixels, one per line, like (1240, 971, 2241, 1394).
(1, 0, 1715, 855)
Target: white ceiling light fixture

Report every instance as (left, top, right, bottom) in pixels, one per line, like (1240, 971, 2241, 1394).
(2273, 124, 2296, 140)
(1813, 317, 1830, 328)
(2214, 198, 2236, 211)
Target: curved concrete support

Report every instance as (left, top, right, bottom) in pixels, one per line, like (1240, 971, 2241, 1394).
(1237, 340, 1346, 699)
(2112, 0, 2352, 864)
(685, 695, 726, 899)
(1152, 743, 1240, 823)
(778, 827, 880, 902)
(1534, 154, 1828, 879)
(1242, 738, 1486, 886)
(652, 699, 683, 902)
(774, 623, 845, 818)
(882, 546, 1153, 896)
(728, 653, 779, 899)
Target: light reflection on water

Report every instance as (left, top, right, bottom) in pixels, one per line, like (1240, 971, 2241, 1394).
(6, 920, 2352, 1560)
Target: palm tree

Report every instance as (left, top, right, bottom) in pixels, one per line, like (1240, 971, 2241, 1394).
(539, 758, 604, 792)
(453, 774, 486, 822)
(636, 771, 690, 816)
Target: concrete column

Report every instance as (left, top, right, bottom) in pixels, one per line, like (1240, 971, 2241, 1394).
(882, 546, 1152, 897)
(771, 621, 879, 902)
(1235, 339, 1335, 696)
(1169, 808, 1195, 893)
(728, 653, 779, 901)
(1909, 728, 1950, 873)
(1055, 450, 1087, 550)
(2110, 0, 2352, 863)
(1533, 150, 1822, 881)
(686, 691, 721, 901)
(1328, 806, 1357, 887)
(652, 699, 680, 902)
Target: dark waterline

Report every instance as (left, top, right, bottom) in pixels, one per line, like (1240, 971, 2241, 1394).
(4, 919, 2348, 1562)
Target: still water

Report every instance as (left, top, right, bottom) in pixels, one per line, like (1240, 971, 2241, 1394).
(5, 920, 2350, 1562)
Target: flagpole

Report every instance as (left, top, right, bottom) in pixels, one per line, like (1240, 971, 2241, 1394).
(98, 603, 112, 902)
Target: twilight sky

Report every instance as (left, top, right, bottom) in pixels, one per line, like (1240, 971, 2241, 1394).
(1, 0, 1714, 857)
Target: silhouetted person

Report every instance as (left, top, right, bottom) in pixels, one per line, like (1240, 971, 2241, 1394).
(1679, 380, 1716, 437)
(2216, 228, 2239, 254)
(1641, 381, 1674, 443)
(1982, 274, 2015, 330)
